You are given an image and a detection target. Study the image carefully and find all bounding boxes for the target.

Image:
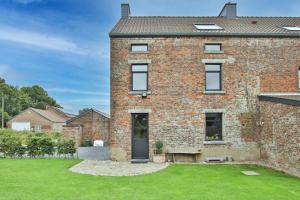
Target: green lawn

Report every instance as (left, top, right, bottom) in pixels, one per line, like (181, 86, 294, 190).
(0, 159, 299, 200)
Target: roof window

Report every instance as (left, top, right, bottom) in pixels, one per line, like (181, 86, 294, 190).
(282, 26, 300, 31)
(194, 24, 223, 30)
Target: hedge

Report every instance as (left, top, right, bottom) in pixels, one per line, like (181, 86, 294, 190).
(0, 129, 76, 158)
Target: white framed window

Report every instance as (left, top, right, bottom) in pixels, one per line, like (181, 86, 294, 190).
(204, 43, 222, 51)
(131, 44, 148, 52)
(282, 26, 300, 31)
(194, 24, 223, 30)
(205, 64, 222, 91)
(131, 64, 148, 91)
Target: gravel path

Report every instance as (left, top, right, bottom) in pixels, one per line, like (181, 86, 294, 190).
(70, 160, 169, 176)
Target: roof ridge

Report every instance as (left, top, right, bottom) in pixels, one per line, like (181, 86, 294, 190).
(127, 16, 300, 18)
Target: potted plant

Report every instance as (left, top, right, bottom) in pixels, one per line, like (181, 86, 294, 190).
(153, 140, 165, 163)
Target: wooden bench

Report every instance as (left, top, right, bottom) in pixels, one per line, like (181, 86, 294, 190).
(166, 147, 202, 163)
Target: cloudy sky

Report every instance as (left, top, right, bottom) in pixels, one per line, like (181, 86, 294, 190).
(0, 0, 299, 114)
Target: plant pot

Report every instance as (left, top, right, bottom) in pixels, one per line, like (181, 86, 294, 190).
(153, 154, 165, 163)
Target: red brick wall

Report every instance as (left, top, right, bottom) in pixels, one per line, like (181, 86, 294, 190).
(110, 36, 300, 161)
(66, 111, 110, 145)
(259, 101, 300, 176)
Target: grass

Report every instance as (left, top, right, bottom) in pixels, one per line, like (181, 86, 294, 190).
(0, 159, 299, 200)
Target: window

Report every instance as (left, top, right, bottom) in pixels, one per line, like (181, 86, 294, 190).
(298, 67, 300, 90)
(34, 125, 42, 132)
(131, 44, 148, 52)
(205, 64, 221, 91)
(282, 26, 300, 31)
(132, 64, 148, 91)
(204, 43, 222, 51)
(194, 24, 223, 30)
(205, 113, 222, 141)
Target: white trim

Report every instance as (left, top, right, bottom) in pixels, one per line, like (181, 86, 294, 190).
(203, 141, 227, 145)
(128, 108, 152, 113)
(204, 91, 226, 94)
(202, 57, 235, 64)
(128, 59, 151, 64)
(203, 109, 226, 113)
(128, 91, 151, 95)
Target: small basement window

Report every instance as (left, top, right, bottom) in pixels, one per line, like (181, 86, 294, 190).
(195, 24, 223, 30)
(204, 43, 222, 51)
(131, 44, 148, 52)
(282, 26, 300, 31)
(205, 113, 222, 141)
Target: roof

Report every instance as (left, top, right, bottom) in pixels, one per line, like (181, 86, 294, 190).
(110, 16, 300, 37)
(66, 108, 110, 124)
(258, 93, 300, 106)
(31, 108, 67, 123)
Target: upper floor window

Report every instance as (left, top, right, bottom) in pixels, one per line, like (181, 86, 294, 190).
(131, 44, 148, 52)
(194, 24, 223, 30)
(131, 64, 148, 91)
(282, 26, 300, 31)
(204, 43, 222, 51)
(205, 113, 222, 141)
(205, 64, 222, 91)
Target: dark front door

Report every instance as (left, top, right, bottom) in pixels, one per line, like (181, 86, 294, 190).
(132, 113, 149, 159)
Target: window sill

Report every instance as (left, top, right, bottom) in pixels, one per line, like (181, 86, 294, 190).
(203, 141, 227, 145)
(128, 91, 151, 95)
(131, 51, 149, 54)
(204, 91, 226, 94)
(204, 50, 224, 54)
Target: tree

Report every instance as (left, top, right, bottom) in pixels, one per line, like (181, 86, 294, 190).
(0, 78, 5, 84)
(78, 108, 91, 115)
(0, 108, 9, 128)
(21, 85, 61, 109)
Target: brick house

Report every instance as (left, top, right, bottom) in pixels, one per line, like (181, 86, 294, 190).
(7, 106, 72, 132)
(63, 109, 110, 146)
(109, 2, 300, 172)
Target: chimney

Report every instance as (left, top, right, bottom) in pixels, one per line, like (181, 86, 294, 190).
(219, 2, 237, 19)
(121, 3, 130, 18)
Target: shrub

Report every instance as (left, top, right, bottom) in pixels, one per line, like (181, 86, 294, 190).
(0, 135, 23, 158)
(155, 140, 163, 154)
(16, 145, 26, 157)
(39, 137, 55, 156)
(26, 137, 42, 157)
(57, 140, 76, 157)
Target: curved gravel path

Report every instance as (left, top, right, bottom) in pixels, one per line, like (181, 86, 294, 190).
(70, 160, 169, 176)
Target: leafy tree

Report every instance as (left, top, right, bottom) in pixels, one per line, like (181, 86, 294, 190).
(0, 108, 10, 128)
(0, 78, 5, 84)
(20, 85, 61, 109)
(78, 108, 91, 115)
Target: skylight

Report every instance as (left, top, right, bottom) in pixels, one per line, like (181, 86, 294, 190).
(282, 26, 300, 31)
(194, 24, 223, 30)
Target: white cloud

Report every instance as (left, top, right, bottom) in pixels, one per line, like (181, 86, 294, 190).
(46, 88, 109, 96)
(0, 26, 88, 55)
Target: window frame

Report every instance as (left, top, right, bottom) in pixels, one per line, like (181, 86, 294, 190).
(194, 24, 223, 30)
(131, 64, 148, 91)
(205, 113, 223, 141)
(281, 26, 300, 31)
(131, 44, 148, 52)
(205, 63, 222, 91)
(204, 43, 222, 52)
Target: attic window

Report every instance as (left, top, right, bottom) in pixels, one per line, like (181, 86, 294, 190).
(194, 24, 223, 30)
(282, 26, 300, 31)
